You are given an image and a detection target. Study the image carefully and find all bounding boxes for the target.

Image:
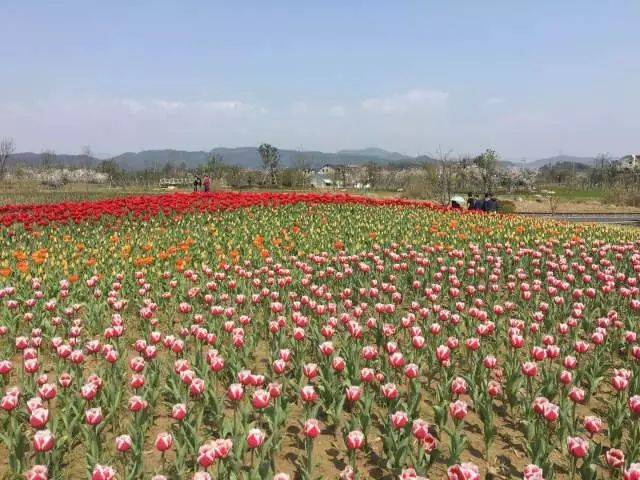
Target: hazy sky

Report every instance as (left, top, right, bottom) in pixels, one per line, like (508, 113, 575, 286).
(1, 1, 638, 159)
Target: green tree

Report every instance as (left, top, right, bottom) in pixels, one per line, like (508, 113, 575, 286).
(97, 159, 124, 185)
(207, 153, 223, 176)
(474, 148, 499, 192)
(258, 143, 280, 185)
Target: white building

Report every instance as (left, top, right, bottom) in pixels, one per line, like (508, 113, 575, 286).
(617, 154, 640, 170)
(318, 164, 336, 175)
(308, 173, 334, 189)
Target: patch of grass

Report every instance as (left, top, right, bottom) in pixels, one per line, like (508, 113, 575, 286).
(539, 185, 606, 200)
(0, 182, 184, 206)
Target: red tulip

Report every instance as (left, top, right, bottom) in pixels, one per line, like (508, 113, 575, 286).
(360, 368, 375, 383)
(569, 387, 585, 404)
(559, 370, 572, 385)
(155, 432, 173, 452)
(412, 419, 430, 440)
(521, 361, 537, 377)
(38, 383, 57, 400)
(624, 463, 640, 480)
(451, 377, 467, 396)
(542, 402, 559, 422)
(251, 389, 270, 409)
(345, 430, 365, 450)
(345, 385, 362, 403)
(390, 410, 409, 429)
(629, 395, 640, 415)
(447, 462, 480, 480)
(161, 402, 182, 423)
(303, 363, 319, 380)
(449, 400, 468, 421)
(33, 429, 55, 452)
(605, 448, 625, 469)
(24, 465, 48, 480)
(115, 434, 132, 452)
(483, 355, 497, 369)
(128, 395, 148, 413)
(81, 383, 98, 401)
(380, 383, 399, 400)
(189, 377, 205, 397)
(567, 436, 589, 458)
(198, 442, 217, 468)
(583, 416, 603, 435)
(272, 359, 286, 374)
(27, 397, 44, 413)
(487, 380, 502, 397)
(91, 465, 116, 480)
(246, 428, 266, 449)
(332, 356, 346, 372)
(612, 375, 629, 391)
(522, 464, 544, 480)
(227, 383, 244, 401)
(1, 394, 18, 411)
(85, 407, 103, 426)
(300, 385, 318, 404)
(29, 407, 49, 429)
(303, 418, 321, 438)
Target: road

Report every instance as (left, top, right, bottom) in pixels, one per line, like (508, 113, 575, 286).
(517, 212, 640, 226)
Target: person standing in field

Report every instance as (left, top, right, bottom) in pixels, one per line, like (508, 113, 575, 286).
(481, 193, 490, 211)
(203, 175, 211, 192)
(483, 193, 498, 212)
(193, 175, 201, 192)
(473, 193, 481, 210)
(467, 192, 475, 210)
(489, 193, 499, 212)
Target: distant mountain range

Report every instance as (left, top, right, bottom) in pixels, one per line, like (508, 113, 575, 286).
(8, 148, 600, 172)
(9, 147, 428, 171)
(524, 155, 595, 168)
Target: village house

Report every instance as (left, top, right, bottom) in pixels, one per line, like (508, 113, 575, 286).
(616, 154, 640, 170)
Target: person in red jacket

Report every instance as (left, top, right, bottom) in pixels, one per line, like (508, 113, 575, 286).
(203, 175, 211, 192)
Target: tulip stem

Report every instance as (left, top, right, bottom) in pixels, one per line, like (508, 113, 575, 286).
(569, 456, 576, 480)
(305, 436, 314, 478)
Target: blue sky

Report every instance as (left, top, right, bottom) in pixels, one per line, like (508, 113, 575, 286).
(1, 1, 638, 159)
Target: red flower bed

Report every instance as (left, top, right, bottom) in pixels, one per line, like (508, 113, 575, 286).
(0, 192, 450, 228)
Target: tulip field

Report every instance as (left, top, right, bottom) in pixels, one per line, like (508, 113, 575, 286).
(1, 191, 640, 480)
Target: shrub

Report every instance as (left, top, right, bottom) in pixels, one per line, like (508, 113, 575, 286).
(498, 199, 516, 213)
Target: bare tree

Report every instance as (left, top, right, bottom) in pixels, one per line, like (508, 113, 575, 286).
(293, 153, 309, 188)
(430, 147, 456, 205)
(41, 149, 57, 170)
(258, 143, 280, 185)
(0, 137, 15, 180)
(365, 162, 381, 188)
